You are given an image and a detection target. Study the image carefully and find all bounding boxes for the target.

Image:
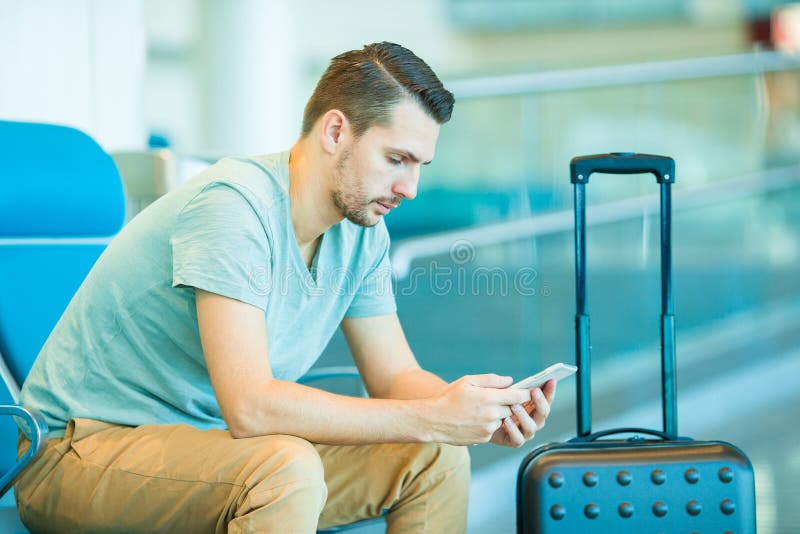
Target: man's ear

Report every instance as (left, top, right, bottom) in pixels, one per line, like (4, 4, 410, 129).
(319, 109, 350, 155)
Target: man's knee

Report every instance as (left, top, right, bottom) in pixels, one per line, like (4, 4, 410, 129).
(227, 435, 327, 531)
(430, 443, 471, 478)
(408, 442, 471, 483)
(248, 436, 325, 491)
(386, 443, 470, 527)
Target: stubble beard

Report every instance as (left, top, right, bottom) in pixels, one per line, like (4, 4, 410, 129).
(331, 148, 379, 228)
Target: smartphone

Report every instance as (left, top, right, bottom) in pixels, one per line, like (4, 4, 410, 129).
(511, 362, 578, 390)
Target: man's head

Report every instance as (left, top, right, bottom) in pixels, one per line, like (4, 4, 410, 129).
(300, 43, 454, 228)
(302, 42, 454, 139)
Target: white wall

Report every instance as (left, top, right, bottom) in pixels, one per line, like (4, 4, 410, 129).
(0, 0, 146, 151)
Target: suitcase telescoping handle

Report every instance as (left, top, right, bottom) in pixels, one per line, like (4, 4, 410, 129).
(571, 153, 677, 439)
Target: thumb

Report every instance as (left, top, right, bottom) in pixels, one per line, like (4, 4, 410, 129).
(467, 373, 513, 389)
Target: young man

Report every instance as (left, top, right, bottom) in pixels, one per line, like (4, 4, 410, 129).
(16, 42, 556, 533)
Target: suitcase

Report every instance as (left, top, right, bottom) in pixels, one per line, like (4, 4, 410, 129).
(516, 153, 757, 533)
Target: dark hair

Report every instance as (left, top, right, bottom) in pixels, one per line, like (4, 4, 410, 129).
(301, 42, 454, 138)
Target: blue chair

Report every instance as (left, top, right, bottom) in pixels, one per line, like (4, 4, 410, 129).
(0, 120, 126, 531)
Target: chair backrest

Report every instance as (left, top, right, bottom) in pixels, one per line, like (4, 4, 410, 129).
(0, 120, 125, 472)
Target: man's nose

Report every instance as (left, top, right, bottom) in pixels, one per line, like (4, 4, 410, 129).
(392, 166, 419, 200)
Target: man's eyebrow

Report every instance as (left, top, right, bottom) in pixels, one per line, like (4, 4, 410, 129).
(390, 148, 433, 165)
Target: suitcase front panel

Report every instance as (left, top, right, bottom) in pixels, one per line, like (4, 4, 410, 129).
(518, 440, 755, 533)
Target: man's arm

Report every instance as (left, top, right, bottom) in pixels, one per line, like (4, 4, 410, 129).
(341, 314, 444, 400)
(195, 289, 529, 445)
(342, 313, 558, 449)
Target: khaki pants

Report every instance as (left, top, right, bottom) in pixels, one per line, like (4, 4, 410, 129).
(14, 418, 469, 533)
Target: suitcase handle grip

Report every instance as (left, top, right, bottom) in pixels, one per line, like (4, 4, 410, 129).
(570, 153, 675, 184)
(570, 427, 677, 443)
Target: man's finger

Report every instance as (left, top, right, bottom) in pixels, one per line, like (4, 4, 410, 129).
(542, 379, 557, 404)
(466, 373, 513, 389)
(486, 387, 531, 406)
(493, 405, 513, 420)
(503, 417, 525, 448)
(531, 388, 551, 428)
(511, 403, 538, 440)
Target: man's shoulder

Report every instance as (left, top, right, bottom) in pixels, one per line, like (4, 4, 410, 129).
(183, 152, 290, 211)
(228, 152, 290, 194)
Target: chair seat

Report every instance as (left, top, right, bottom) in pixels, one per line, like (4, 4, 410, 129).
(0, 506, 26, 534)
(0, 490, 26, 533)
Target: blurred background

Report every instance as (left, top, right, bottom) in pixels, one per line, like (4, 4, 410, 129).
(2, 0, 800, 532)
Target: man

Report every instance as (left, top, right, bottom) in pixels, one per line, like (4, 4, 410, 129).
(16, 42, 556, 533)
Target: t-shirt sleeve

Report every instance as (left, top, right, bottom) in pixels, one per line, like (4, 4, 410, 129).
(170, 182, 272, 310)
(345, 234, 397, 318)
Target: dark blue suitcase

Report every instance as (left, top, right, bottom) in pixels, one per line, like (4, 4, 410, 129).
(516, 153, 756, 533)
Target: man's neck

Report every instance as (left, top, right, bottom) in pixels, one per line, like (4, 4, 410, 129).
(287, 139, 343, 247)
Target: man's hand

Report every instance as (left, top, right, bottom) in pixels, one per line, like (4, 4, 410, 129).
(423, 374, 531, 446)
(489, 379, 557, 448)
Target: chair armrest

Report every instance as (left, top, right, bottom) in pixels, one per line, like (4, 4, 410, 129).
(0, 405, 48, 497)
(297, 366, 361, 382)
(317, 514, 386, 533)
(297, 366, 367, 397)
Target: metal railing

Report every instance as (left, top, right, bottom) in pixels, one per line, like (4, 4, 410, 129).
(391, 164, 800, 279)
(390, 50, 800, 278)
(447, 50, 800, 98)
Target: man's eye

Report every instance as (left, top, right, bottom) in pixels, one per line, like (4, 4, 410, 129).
(388, 156, 403, 166)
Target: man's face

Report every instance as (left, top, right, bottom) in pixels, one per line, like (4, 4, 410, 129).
(331, 99, 440, 227)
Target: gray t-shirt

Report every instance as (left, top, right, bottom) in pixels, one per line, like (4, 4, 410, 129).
(20, 151, 396, 438)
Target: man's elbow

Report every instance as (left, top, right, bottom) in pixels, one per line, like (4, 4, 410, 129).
(221, 392, 277, 439)
(229, 426, 257, 439)
(226, 407, 274, 439)
(228, 416, 256, 439)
